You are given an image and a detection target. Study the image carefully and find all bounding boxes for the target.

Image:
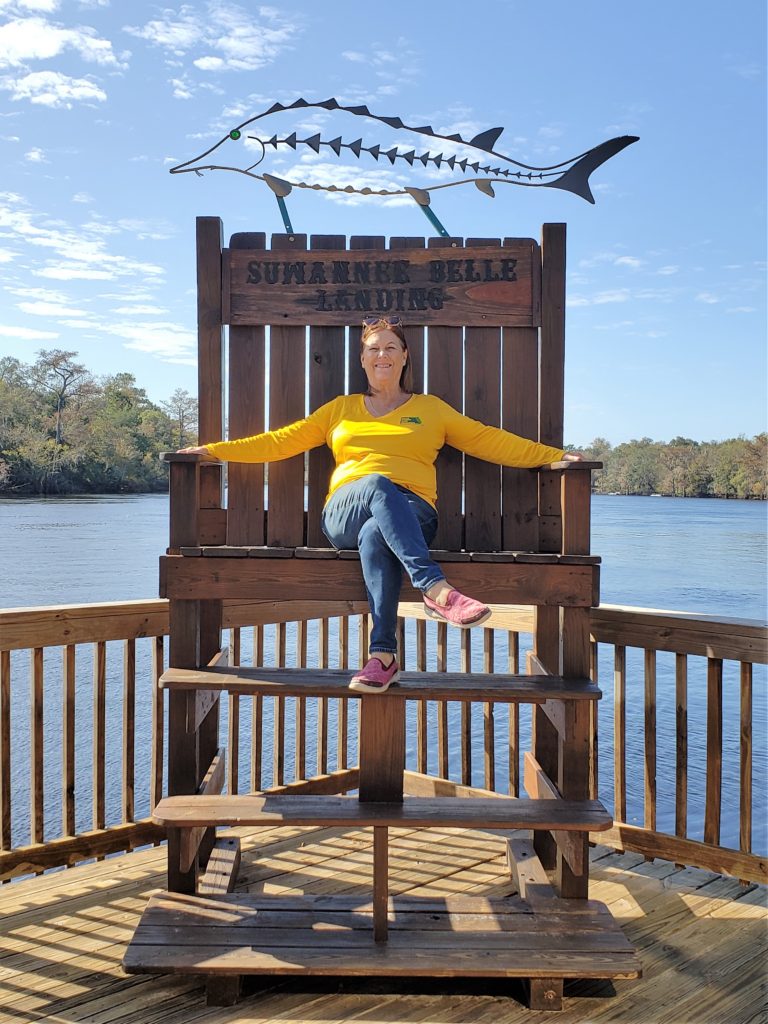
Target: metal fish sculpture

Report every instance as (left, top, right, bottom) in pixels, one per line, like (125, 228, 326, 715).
(170, 97, 639, 235)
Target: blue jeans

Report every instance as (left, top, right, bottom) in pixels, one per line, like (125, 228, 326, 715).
(321, 474, 444, 655)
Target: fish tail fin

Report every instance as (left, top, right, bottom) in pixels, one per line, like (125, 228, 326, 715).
(550, 136, 639, 203)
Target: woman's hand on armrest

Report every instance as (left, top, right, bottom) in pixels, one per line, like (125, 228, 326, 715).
(177, 445, 210, 455)
(562, 451, 583, 461)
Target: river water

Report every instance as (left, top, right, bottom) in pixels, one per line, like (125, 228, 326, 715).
(1, 494, 766, 853)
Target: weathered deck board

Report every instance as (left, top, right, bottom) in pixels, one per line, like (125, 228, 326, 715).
(0, 824, 764, 1023)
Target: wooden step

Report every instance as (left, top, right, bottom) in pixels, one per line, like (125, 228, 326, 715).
(124, 891, 641, 981)
(160, 665, 601, 703)
(152, 794, 613, 831)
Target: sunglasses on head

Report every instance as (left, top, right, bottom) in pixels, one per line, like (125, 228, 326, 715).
(361, 315, 404, 330)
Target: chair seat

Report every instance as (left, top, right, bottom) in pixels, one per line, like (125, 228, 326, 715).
(178, 545, 600, 565)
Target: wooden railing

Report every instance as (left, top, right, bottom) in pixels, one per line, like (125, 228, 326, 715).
(0, 599, 765, 883)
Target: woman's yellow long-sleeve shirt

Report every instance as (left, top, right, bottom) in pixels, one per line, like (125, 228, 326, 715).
(205, 394, 564, 509)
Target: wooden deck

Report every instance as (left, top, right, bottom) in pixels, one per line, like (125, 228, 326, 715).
(0, 824, 764, 1024)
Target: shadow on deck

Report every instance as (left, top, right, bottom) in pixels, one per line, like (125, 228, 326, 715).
(0, 824, 765, 1024)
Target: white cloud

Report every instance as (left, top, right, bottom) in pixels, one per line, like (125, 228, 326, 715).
(342, 51, 366, 62)
(0, 323, 59, 339)
(0, 0, 60, 12)
(112, 304, 169, 315)
(0, 16, 126, 68)
(36, 266, 114, 279)
(1, 70, 107, 107)
(657, 265, 678, 275)
(0, 247, 16, 262)
(726, 306, 755, 314)
(124, 2, 300, 75)
(99, 319, 196, 363)
(614, 256, 643, 269)
(24, 146, 47, 162)
(71, 191, 93, 203)
(695, 291, 720, 304)
(17, 299, 89, 317)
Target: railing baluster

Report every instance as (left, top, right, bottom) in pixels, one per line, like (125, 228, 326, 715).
(251, 625, 264, 791)
(228, 693, 240, 794)
(508, 631, 519, 796)
(62, 645, 76, 835)
(273, 622, 286, 786)
(740, 662, 753, 858)
(614, 646, 626, 824)
(460, 630, 472, 785)
(0, 650, 10, 849)
(675, 653, 688, 840)
(151, 636, 164, 810)
(416, 618, 428, 774)
(437, 621, 448, 778)
(317, 618, 329, 775)
(644, 648, 656, 832)
(93, 641, 106, 832)
(122, 639, 136, 824)
(31, 647, 44, 846)
(295, 620, 307, 781)
(589, 638, 598, 800)
(704, 657, 723, 846)
(337, 616, 349, 770)
(483, 628, 495, 791)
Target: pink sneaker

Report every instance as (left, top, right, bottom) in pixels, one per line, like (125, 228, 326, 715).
(349, 657, 400, 693)
(423, 589, 491, 628)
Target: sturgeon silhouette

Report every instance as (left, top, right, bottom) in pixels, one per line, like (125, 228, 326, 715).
(170, 97, 638, 230)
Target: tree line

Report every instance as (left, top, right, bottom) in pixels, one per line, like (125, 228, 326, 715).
(578, 435, 766, 499)
(1, 349, 764, 498)
(0, 350, 197, 494)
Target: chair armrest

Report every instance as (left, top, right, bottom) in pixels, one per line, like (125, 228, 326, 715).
(536, 461, 602, 471)
(160, 451, 222, 463)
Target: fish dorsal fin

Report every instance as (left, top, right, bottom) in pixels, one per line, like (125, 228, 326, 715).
(468, 127, 504, 152)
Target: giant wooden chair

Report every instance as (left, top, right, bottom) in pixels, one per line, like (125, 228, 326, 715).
(124, 219, 641, 1009)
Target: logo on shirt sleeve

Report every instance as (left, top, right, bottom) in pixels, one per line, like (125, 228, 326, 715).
(400, 416, 422, 425)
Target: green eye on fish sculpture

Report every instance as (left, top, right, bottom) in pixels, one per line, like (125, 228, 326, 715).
(170, 96, 639, 235)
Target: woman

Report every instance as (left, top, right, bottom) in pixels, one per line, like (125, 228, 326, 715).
(181, 316, 581, 693)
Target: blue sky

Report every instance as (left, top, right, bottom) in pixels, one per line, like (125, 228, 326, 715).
(0, 0, 765, 446)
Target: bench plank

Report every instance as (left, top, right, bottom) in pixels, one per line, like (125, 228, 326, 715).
(152, 794, 613, 831)
(160, 666, 601, 703)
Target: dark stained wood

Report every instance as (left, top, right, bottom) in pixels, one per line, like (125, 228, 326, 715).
(30, 647, 44, 846)
(160, 554, 597, 606)
(152, 794, 613, 830)
(705, 657, 724, 847)
(483, 629, 495, 791)
(502, 322, 539, 550)
(532, 607, 559, 870)
(168, 461, 199, 552)
(740, 662, 753, 856)
(267, 233, 308, 546)
(92, 640, 106, 832)
(167, 601, 200, 893)
(306, 235, 346, 546)
(348, 235, 386, 394)
(0, 649, 9, 850)
(373, 826, 388, 943)
(508, 631, 520, 796)
(561, 469, 592, 555)
(390, 236, 426, 391)
(227, 243, 539, 327)
(226, 230, 267, 545)
(644, 649, 657, 831)
(196, 217, 224, 448)
(538, 224, 566, 554)
(151, 636, 164, 811)
(523, 752, 586, 876)
(614, 645, 627, 823)
(359, 697, 405, 802)
(62, 644, 75, 836)
(527, 978, 564, 1012)
(507, 837, 559, 903)
(160, 664, 599, 703)
(675, 652, 688, 839)
(122, 638, 136, 823)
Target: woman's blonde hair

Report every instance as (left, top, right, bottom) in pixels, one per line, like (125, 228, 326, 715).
(360, 323, 413, 395)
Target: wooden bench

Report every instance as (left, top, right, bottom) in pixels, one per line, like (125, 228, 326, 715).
(122, 220, 639, 1011)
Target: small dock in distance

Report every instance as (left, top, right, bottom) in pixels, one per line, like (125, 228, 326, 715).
(1, 821, 764, 1024)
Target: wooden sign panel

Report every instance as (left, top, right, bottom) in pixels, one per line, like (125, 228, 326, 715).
(225, 243, 540, 326)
